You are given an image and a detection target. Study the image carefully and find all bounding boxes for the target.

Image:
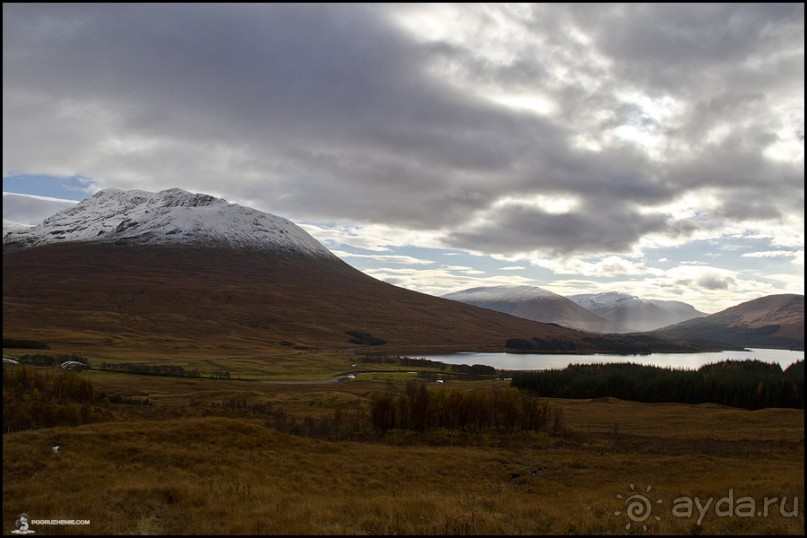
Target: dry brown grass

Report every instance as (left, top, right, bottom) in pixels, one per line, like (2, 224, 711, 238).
(3, 384, 803, 535)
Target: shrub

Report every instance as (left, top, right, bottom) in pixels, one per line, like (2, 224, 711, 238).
(346, 330, 386, 346)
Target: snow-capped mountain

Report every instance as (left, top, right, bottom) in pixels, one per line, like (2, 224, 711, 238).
(4, 192, 668, 355)
(444, 285, 562, 303)
(444, 286, 707, 333)
(442, 285, 623, 333)
(568, 292, 706, 332)
(2, 220, 32, 237)
(3, 188, 334, 257)
(4, 188, 720, 355)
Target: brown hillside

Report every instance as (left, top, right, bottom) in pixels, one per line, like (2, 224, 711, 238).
(716, 293, 804, 339)
(3, 243, 615, 356)
(651, 294, 804, 350)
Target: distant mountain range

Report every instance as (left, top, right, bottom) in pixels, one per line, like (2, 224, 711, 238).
(567, 292, 707, 332)
(443, 287, 706, 333)
(3, 188, 713, 356)
(442, 286, 623, 333)
(443, 285, 803, 351)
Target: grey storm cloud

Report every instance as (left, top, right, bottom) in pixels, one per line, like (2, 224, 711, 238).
(446, 204, 672, 257)
(568, 3, 804, 95)
(3, 3, 803, 258)
(696, 274, 736, 291)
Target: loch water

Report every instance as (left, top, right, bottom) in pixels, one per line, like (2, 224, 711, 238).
(421, 348, 803, 371)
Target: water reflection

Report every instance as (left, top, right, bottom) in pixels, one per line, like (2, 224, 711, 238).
(421, 348, 803, 371)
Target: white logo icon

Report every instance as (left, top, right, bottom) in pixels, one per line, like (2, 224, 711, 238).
(615, 484, 663, 531)
(12, 513, 35, 534)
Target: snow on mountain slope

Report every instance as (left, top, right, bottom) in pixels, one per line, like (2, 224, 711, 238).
(443, 285, 562, 303)
(570, 291, 639, 309)
(2, 220, 33, 237)
(442, 285, 622, 333)
(2, 188, 335, 257)
(568, 292, 705, 332)
(569, 292, 704, 315)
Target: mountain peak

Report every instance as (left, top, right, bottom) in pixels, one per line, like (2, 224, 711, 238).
(3, 187, 334, 257)
(443, 285, 562, 303)
(442, 284, 623, 333)
(568, 292, 706, 332)
(572, 291, 639, 305)
(90, 187, 221, 207)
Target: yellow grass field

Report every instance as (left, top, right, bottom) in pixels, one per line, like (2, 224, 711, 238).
(2, 353, 804, 535)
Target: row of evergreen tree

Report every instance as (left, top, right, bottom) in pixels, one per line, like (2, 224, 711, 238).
(510, 359, 804, 409)
(346, 330, 386, 345)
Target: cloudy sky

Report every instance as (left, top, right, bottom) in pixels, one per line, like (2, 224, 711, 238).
(3, 3, 803, 313)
